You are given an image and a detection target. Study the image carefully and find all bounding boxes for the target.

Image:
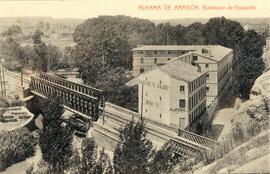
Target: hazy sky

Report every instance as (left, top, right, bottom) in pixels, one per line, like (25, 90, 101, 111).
(0, 0, 269, 19)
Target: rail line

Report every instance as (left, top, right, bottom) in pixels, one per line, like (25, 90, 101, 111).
(5, 70, 31, 84)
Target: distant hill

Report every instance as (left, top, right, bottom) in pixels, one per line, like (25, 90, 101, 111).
(151, 17, 270, 26)
(0, 17, 84, 34)
(151, 17, 270, 33)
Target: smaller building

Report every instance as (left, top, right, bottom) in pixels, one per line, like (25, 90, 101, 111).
(126, 60, 207, 129)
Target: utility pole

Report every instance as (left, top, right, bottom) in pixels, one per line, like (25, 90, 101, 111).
(1, 59, 6, 99)
(0, 66, 3, 107)
(140, 84, 144, 122)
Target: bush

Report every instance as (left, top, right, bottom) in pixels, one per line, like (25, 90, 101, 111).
(231, 122, 245, 144)
(0, 128, 36, 171)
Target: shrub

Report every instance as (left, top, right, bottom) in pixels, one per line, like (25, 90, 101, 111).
(0, 128, 36, 171)
(231, 122, 245, 144)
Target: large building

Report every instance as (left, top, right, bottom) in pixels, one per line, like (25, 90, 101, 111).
(132, 45, 233, 106)
(127, 60, 207, 129)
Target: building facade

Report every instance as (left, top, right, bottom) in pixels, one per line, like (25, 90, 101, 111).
(132, 45, 233, 106)
(127, 60, 207, 129)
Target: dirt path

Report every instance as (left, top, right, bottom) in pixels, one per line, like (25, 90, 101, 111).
(212, 108, 250, 141)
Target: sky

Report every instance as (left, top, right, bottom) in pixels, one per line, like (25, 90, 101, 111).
(0, 0, 269, 19)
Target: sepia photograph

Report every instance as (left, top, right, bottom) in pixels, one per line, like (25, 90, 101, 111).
(0, 0, 269, 173)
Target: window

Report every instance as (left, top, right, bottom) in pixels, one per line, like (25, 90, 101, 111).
(145, 109, 147, 112)
(206, 74, 209, 79)
(202, 49, 208, 54)
(205, 64, 209, 68)
(168, 58, 171, 61)
(160, 96, 162, 101)
(168, 51, 171, 54)
(180, 85, 185, 92)
(154, 58, 157, 64)
(140, 68, 144, 73)
(179, 99, 186, 108)
(140, 51, 143, 54)
(160, 114, 162, 118)
(140, 57, 144, 64)
(206, 87, 209, 92)
(160, 80, 162, 84)
(154, 51, 157, 54)
(146, 92, 147, 96)
(192, 56, 198, 61)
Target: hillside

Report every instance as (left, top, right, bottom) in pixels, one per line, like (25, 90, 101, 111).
(186, 68, 270, 173)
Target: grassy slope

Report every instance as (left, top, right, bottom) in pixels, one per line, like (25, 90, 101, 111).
(192, 129, 270, 174)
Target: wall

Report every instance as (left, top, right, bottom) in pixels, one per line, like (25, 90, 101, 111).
(169, 77, 189, 128)
(138, 69, 171, 125)
(132, 50, 190, 76)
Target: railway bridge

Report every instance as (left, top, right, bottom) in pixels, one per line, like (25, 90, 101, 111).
(7, 71, 218, 158)
(27, 73, 104, 121)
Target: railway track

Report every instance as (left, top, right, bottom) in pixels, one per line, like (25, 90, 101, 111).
(5, 70, 31, 84)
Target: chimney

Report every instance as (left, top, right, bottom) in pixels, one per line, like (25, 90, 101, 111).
(197, 65, 201, 72)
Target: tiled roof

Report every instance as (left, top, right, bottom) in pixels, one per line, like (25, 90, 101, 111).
(159, 60, 205, 82)
(126, 60, 205, 87)
(133, 45, 232, 62)
(132, 45, 202, 51)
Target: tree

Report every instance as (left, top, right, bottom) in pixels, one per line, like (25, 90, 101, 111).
(93, 148, 113, 174)
(149, 143, 177, 174)
(0, 37, 22, 71)
(39, 94, 73, 172)
(2, 25, 23, 36)
(32, 29, 44, 44)
(32, 29, 48, 71)
(113, 119, 153, 174)
(232, 30, 265, 99)
(46, 22, 50, 31)
(93, 66, 138, 111)
(18, 45, 39, 70)
(204, 17, 244, 49)
(183, 22, 205, 45)
(155, 23, 174, 45)
(81, 138, 98, 174)
(80, 138, 113, 174)
(46, 44, 62, 71)
(72, 15, 156, 71)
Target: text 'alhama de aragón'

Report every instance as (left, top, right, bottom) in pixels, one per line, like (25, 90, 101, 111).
(138, 5, 200, 11)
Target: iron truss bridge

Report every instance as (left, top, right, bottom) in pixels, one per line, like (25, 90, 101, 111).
(29, 73, 104, 121)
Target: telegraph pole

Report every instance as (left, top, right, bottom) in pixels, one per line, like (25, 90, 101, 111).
(1, 59, 6, 99)
(0, 66, 3, 107)
(141, 84, 143, 122)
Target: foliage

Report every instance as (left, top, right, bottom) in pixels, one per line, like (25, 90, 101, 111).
(183, 22, 205, 45)
(231, 122, 245, 144)
(149, 143, 177, 174)
(67, 149, 81, 174)
(39, 94, 73, 172)
(80, 65, 138, 111)
(80, 138, 98, 174)
(93, 148, 113, 174)
(0, 37, 22, 71)
(203, 117, 269, 166)
(46, 44, 62, 71)
(203, 17, 244, 49)
(0, 128, 36, 171)
(113, 119, 153, 174)
(78, 138, 113, 174)
(72, 15, 156, 74)
(232, 30, 265, 99)
(32, 30, 48, 72)
(155, 23, 175, 45)
(32, 29, 44, 44)
(1, 25, 23, 36)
